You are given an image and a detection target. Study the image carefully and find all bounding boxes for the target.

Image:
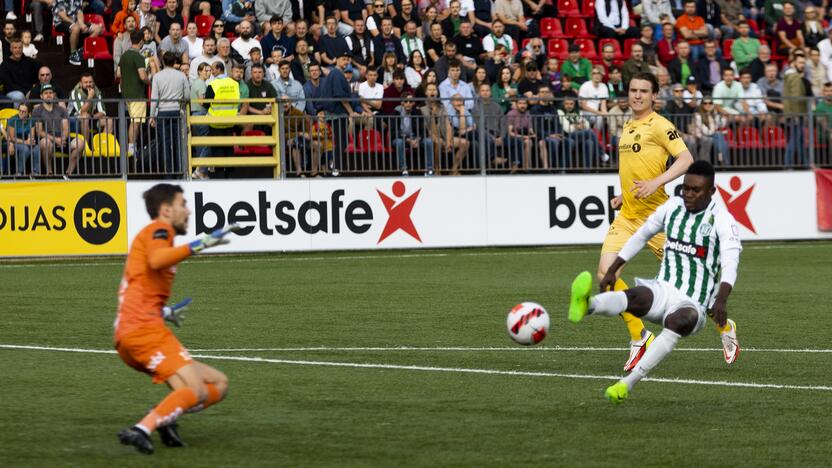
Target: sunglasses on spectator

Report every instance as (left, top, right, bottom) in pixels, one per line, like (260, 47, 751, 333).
(374, 3, 384, 7)
(214, 23, 224, 27)
(703, 101, 713, 105)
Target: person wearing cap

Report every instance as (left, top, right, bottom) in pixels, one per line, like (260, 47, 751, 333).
(683, 75, 703, 109)
(33, 84, 85, 178)
(319, 51, 358, 176)
(392, 91, 434, 176)
(560, 43, 592, 89)
(517, 62, 543, 99)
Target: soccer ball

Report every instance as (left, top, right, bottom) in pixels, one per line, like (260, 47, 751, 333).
(506, 302, 550, 346)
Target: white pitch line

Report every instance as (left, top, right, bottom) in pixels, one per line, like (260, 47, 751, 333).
(0, 242, 826, 268)
(188, 346, 832, 353)
(1, 344, 830, 392)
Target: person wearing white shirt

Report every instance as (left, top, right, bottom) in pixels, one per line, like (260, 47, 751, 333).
(482, 19, 514, 59)
(595, 0, 639, 38)
(578, 65, 610, 129)
(230, 20, 261, 60)
(357, 68, 384, 115)
(734, 68, 767, 125)
(185, 22, 204, 61)
(816, 27, 832, 70)
(400, 21, 425, 58)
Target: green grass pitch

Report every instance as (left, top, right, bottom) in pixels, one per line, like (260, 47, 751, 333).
(1, 242, 831, 467)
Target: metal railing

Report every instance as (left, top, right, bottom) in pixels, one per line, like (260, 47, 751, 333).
(1, 96, 830, 180)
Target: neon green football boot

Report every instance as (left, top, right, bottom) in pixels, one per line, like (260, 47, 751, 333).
(569, 271, 593, 323)
(605, 381, 629, 404)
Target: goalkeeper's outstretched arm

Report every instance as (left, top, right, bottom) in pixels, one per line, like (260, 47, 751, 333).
(148, 224, 242, 270)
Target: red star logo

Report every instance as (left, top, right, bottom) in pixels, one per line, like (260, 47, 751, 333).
(717, 176, 756, 234)
(377, 181, 422, 243)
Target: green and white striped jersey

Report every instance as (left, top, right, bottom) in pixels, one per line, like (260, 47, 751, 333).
(619, 197, 743, 309)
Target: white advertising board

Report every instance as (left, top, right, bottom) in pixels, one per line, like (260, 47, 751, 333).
(126, 171, 830, 253)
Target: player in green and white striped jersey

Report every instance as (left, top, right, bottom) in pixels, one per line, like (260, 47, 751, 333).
(568, 161, 742, 403)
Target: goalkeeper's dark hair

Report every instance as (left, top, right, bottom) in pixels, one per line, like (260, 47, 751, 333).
(144, 184, 184, 218)
(687, 160, 715, 187)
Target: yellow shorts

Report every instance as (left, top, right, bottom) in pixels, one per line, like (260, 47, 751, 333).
(601, 215, 665, 261)
(128, 101, 147, 122)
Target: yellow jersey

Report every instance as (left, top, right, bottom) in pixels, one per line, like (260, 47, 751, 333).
(617, 111, 688, 220)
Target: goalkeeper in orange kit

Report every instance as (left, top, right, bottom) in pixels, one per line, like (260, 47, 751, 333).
(114, 183, 240, 454)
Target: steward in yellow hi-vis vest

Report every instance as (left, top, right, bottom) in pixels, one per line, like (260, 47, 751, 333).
(205, 66, 240, 129)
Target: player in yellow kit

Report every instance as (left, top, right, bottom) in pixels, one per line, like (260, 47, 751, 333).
(601, 72, 740, 371)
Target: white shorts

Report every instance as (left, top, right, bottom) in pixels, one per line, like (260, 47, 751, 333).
(634, 278, 707, 335)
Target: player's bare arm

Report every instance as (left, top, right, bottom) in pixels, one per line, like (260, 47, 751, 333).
(632, 150, 694, 199)
(709, 282, 733, 328)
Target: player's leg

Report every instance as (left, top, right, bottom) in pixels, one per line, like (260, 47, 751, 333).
(185, 361, 229, 414)
(569, 270, 653, 322)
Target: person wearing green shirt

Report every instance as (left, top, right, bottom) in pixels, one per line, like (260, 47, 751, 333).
(731, 22, 760, 70)
(816, 83, 832, 149)
(560, 43, 592, 89)
(763, 0, 784, 33)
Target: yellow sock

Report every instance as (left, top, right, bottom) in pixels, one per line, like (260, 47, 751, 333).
(615, 278, 645, 341)
(715, 322, 732, 333)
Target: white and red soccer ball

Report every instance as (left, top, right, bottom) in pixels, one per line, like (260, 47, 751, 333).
(506, 302, 550, 345)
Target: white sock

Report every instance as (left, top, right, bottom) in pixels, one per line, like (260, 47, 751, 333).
(622, 328, 681, 390)
(589, 291, 628, 317)
(134, 424, 150, 436)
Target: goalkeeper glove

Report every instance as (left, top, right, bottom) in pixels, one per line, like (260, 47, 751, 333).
(162, 298, 192, 327)
(189, 223, 241, 253)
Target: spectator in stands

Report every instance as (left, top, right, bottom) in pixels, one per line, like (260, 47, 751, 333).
(578, 65, 610, 130)
(395, 0, 423, 36)
(256, 0, 293, 31)
(657, 22, 678, 66)
(598, 44, 617, 79)
(606, 65, 625, 99)
(491, 65, 517, 112)
(290, 41, 318, 84)
(309, 109, 334, 177)
(365, 0, 386, 36)
(382, 70, 414, 114)
(697, 0, 722, 40)
(339, 0, 365, 35)
(518, 62, 543, 98)
(554, 73, 576, 101)
(21, 30, 37, 60)
(119, 30, 151, 157)
(595, 0, 638, 39)
(468, 0, 494, 37)
(622, 43, 652, 86)
(435, 41, 459, 83)
(731, 21, 760, 71)
(28, 67, 67, 101)
(232, 20, 262, 59)
(149, 52, 190, 175)
(204, 61, 240, 168)
(374, 17, 407, 65)
(692, 95, 729, 163)
(758, 62, 784, 112)
(668, 40, 694, 85)
(764, 0, 785, 35)
(802, 6, 824, 48)
(814, 82, 832, 134)
(446, 93, 473, 174)
(137, 0, 158, 37)
(453, 21, 484, 72)
(190, 62, 211, 170)
(29, 0, 48, 42)
(247, 63, 277, 117)
(675, 0, 708, 61)
(783, 52, 808, 166)
(639, 24, 659, 67)
(0, 39, 40, 105)
(735, 67, 768, 124)
(470, 65, 488, 92)
(749, 45, 773, 81)
(113, 0, 140, 35)
(294, 20, 319, 62)
(281, 96, 313, 176)
(718, 0, 743, 39)
(439, 60, 474, 113)
(474, 82, 510, 166)
(424, 22, 445, 68)
(683, 75, 703, 108)
(357, 67, 383, 125)
(140, 26, 162, 75)
(712, 68, 742, 115)
(216, 38, 235, 73)
(664, 83, 698, 153)
(377, 52, 398, 86)
(775, 2, 804, 58)
(694, 40, 729, 92)
(483, 19, 512, 60)
(543, 57, 560, 90)
(53, 0, 103, 66)
(345, 18, 375, 77)
(159, 22, 190, 65)
(184, 22, 203, 60)
(271, 59, 305, 112)
(35, 85, 85, 178)
(441, 1, 464, 38)
(319, 51, 356, 176)
(260, 16, 290, 60)
(643, 0, 676, 26)
(558, 96, 608, 167)
(405, 50, 427, 88)
(422, 5, 440, 39)
(303, 63, 323, 115)
(392, 91, 434, 176)
(69, 71, 111, 141)
(806, 47, 826, 96)
(494, 0, 536, 39)
(533, 85, 572, 170)
(155, 0, 183, 42)
(656, 68, 674, 101)
(1, 20, 14, 59)
(401, 21, 425, 59)
(561, 43, 592, 87)
(319, 16, 349, 69)
(506, 96, 537, 171)
(7, 102, 39, 176)
(208, 19, 226, 43)
(189, 37, 221, 79)
(223, 0, 257, 36)
(115, 16, 139, 69)
(818, 27, 832, 72)
(521, 36, 546, 70)
(606, 94, 632, 159)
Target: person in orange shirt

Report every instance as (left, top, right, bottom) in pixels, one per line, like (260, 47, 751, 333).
(675, 0, 709, 62)
(115, 183, 239, 454)
(111, 0, 140, 35)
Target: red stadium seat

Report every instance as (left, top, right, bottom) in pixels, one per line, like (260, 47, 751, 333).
(557, 0, 582, 17)
(540, 18, 564, 39)
(547, 39, 569, 59)
(598, 38, 625, 61)
(565, 18, 594, 38)
(240, 130, 272, 155)
(722, 39, 734, 60)
(581, 0, 596, 17)
(348, 129, 390, 153)
(521, 38, 531, 50)
(83, 36, 112, 67)
(194, 15, 215, 37)
(747, 18, 760, 34)
(83, 14, 112, 36)
(575, 38, 598, 60)
(731, 126, 762, 149)
(761, 126, 786, 149)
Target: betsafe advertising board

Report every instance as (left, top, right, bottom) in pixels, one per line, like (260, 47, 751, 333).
(0, 181, 127, 256)
(125, 172, 828, 254)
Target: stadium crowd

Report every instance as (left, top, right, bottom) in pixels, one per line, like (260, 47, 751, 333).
(0, 0, 832, 178)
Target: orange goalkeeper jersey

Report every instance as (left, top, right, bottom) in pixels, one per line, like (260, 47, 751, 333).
(114, 220, 190, 342)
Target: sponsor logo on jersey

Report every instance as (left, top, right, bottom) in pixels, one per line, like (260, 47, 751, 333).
(666, 237, 706, 258)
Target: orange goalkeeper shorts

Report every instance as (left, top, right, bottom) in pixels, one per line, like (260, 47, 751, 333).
(116, 326, 193, 384)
